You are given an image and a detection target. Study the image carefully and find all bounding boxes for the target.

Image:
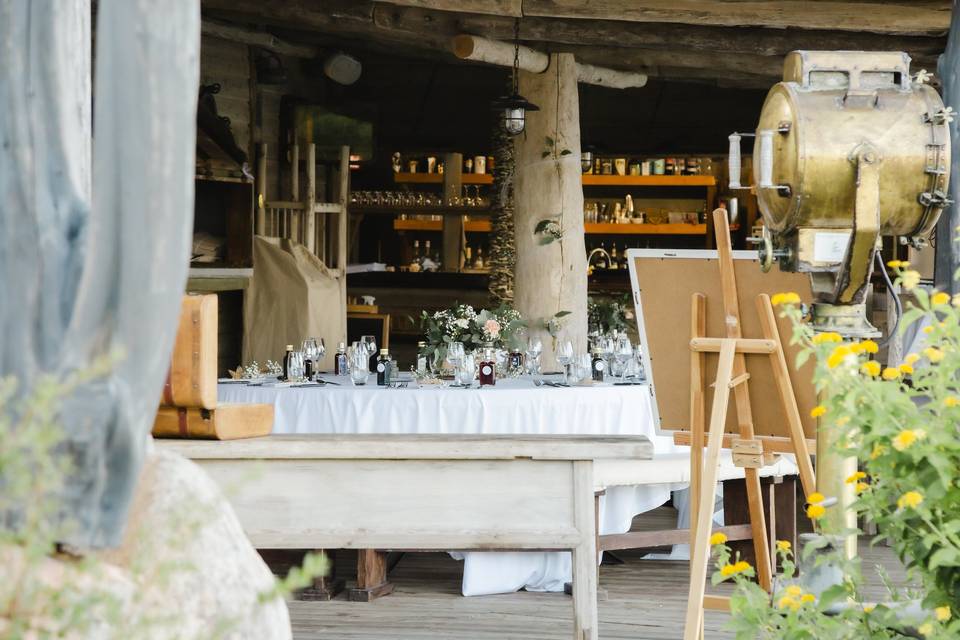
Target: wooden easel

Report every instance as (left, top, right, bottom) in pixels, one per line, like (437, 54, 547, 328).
(683, 210, 816, 640)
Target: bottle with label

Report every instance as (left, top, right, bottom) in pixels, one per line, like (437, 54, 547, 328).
(376, 348, 392, 386)
(609, 244, 619, 270)
(591, 348, 606, 382)
(423, 240, 432, 269)
(282, 344, 294, 381)
(411, 240, 421, 270)
(478, 345, 496, 386)
(508, 348, 523, 372)
(416, 341, 429, 376)
(334, 342, 348, 376)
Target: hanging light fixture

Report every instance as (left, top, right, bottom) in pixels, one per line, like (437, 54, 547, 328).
(491, 18, 538, 135)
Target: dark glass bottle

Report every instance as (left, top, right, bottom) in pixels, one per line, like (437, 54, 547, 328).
(282, 344, 294, 381)
(508, 349, 523, 372)
(334, 342, 347, 376)
(479, 345, 496, 386)
(303, 352, 314, 381)
(376, 348, 392, 386)
(591, 348, 606, 382)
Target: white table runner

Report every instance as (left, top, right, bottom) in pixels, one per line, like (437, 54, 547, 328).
(219, 376, 681, 595)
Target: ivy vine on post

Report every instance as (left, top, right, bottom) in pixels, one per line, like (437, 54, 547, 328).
(533, 136, 572, 246)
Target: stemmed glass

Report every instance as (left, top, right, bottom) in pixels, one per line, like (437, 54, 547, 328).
(446, 342, 466, 385)
(525, 337, 543, 376)
(302, 338, 321, 380)
(614, 335, 633, 381)
(361, 335, 377, 372)
(556, 339, 574, 384)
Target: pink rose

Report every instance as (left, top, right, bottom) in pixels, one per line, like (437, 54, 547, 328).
(484, 318, 501, 338)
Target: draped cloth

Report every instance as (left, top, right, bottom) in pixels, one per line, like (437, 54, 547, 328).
(0, 0, 200, 547)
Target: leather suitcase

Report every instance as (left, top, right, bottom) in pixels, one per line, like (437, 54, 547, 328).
(152, 403, 274, 440)
(161, 294, 218, 409)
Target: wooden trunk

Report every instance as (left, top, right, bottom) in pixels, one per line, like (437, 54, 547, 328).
(152, 403, 274, 440)
(514, 53, 589, 368)
(161, 294, 218, 409)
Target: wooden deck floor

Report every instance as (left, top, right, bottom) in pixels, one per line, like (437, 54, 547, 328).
(288, 509, 906, 639)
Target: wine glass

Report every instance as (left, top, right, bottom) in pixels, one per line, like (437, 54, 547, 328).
(361, 335, 377, 371)
(350, 347, 370, 385)
(556, 339, 574, 384)
(315, 337, 326, 367)
(301, 338, 319, 380)
(525, 337, 543, 375)
(614, 335, 633, 380)
(446, 342, 465, 384)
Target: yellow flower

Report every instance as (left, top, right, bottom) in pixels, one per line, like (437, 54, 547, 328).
(778, 595, 797, 610)
(846, 471, 867, 484)
(881, 367, 900, 381)
(899, 364, 914, 375)
(785, 585, 803, 597)
(901, 270, 921, 290)
(856, 482, 870, 494)
(860, 360, 881, 377)
(861, 340, 879, 354)
(720, 564, 737, 577)
(870, 443, 887, 460)
(936, 606, 951, 622)
(827, 345, 853, 369)
(733, 560, 751, 573)
(918, 623, 933, 637)
(893, 429, 918, 451)
(808, 492, 825, 504)
(897, 491, 924, 509)
(945, 396, 960, 408)
(887, 260, 903, 268)
(925, 347, 945, 363)
(709, 532, 728, 546)
(800, 593, 816, 604)
(850, 342, 865, 355)
(807, 503, 826, 519)
(812, 332, 843, 345)
(924, 326, 935, 335)
(905, 353, 920, 366)
(810, 405, 827, 418)
(772, 292, 801, 306)
(776, 540, 792, 552)
(836, 416, 851, 427)
(932, 291, 951, 306)
(864, 605, 876, 613)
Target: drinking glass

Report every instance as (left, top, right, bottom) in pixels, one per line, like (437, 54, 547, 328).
(576, 353, 592, 383)
(361, 335, 377, 371)
(288, 351, 305, 382)
(446, 342, 465, 382)
(315, 337, 326, 366)
(301, 338, 319, 379)
(525, 337, 543, 375)
(556, 339, 574, 384)
(614, 335, 633, 380)
(350, 348, 369, 385)
(458, 353, 476, 387)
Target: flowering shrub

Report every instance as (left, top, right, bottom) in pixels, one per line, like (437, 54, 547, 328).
(420, 303, 525, 357)
(711, 262, 960, 638)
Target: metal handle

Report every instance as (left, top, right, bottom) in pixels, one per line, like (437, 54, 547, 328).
(758, 130, 774, 188)
(728, 134, 742, 189)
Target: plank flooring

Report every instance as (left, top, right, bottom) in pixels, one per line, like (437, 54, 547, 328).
(286, 508, 907, 639)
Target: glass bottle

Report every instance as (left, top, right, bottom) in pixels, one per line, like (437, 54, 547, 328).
(411, 240, 421, 268)
(591, 348, 606, 382)
(423, 240, 432, 269)
(473, 247, 484, 270)
(376, 348, 392, 386)
(597, 243, 608, 270)
(479, 345, 496, 386)
(334, 342, 348, 376)
(508, 348, 523, 373)
(609, 244, 619, 270)
(416, 341, 429, 376)
(282, 344, 294, 381)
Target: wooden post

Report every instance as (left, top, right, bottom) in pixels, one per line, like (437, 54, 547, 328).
(256, 143, 267, 236)
(442, 152, 464, 272)
(514, 53, 588, 368)
(304, 143, 316, 253)
(349, 550, 395, 602)
(935, 0, 960, 294)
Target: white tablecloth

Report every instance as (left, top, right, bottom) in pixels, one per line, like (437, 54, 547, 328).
(219, 376, 680, 595)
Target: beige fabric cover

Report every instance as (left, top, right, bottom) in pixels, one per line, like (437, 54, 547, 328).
(243, 236, 345, 371)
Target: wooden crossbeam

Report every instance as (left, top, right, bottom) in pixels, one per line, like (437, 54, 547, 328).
(689, 337, 776, 354)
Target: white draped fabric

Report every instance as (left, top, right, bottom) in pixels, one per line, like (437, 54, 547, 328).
(220, 377, 681, 595)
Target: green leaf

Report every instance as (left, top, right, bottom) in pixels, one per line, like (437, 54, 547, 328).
(554, 311, 572, 318)
(928, 547, 960, 569)
(795, 349, 811, 369)
(544, 136, 555, 147)
(560, 149, 572, 156)
(541, 151, 551, 159)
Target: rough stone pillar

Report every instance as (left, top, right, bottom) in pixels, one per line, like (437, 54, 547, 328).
(514, 53, 588, 369)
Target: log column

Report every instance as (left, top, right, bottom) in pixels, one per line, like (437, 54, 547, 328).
(514, 53, 589, 369)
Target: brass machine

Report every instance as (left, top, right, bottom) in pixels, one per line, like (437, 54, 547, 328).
(729, 51, 952, 554)
(730, 51, 952, 337)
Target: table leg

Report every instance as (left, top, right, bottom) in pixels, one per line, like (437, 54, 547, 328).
(571, 461, 599, 640)
(260, 549, 344, 601)
(349, 549, 395, 602)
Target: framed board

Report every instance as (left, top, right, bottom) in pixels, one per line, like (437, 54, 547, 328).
(627, 248, 817, 440)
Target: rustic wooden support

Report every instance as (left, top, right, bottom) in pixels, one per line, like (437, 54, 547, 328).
(303, 143, 316, 252)
(201, 19, 320, 58)
(452, 34, 648, 89)
(442, 152, 464, 272)
(935, 0, 960, 294)
(349, 550, 395, 602)
(513, 53, 589, 369)
(256, 143, 267, 236)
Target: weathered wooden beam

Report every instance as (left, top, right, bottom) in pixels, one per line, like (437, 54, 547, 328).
(380, 0, 522, 17)
(523, 0, 950, 36)
(202, 19, 320, 57)
(373, 5, 947, 59)
(935, 0, 960, 292)
(453, 34, 647, 88)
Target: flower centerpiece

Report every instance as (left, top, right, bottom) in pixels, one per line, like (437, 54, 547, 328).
(420, 304, 525, 369)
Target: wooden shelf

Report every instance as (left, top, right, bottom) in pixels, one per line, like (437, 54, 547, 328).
(353, 205, 491, 216)
(393, 173, 493, 185)
(581, 175, 716, 187)
(585, 222, 707, 235)
(393, 219, 491, 232)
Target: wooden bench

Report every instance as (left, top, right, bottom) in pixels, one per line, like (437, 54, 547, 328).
(158, 433, 653, 640)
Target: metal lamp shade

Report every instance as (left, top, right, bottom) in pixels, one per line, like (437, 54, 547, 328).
(492, 93, 539, 136)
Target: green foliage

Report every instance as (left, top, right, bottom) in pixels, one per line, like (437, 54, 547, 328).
(587, 294, 634, 335)
(419, 303, 527, 359)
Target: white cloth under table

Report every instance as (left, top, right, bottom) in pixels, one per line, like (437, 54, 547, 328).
(219, 376, 680, 595)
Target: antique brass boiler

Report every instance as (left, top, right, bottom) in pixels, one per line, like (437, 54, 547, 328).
(730, 51, 951, 337)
